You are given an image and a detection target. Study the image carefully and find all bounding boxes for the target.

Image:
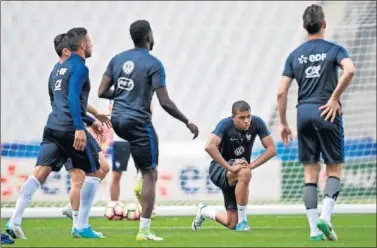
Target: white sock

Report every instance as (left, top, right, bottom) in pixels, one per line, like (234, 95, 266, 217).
(139, 217, 151, 230)
(237, 205, 247, 223)
(75, 176, 100, 229)
(10, 176, 40, 226)
(306, 209, 320, 236)
(72, 210, 79, 227)
(320, 196, 335, 223)
(201, 206, 217, 220)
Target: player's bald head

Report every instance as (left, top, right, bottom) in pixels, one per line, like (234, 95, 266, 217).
(130, 20, 154, 50)
(54, 33, 68, 57)
(232, 100, 251, 115)
(303, 4, 325, 34)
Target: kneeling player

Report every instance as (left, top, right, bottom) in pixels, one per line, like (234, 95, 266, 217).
(192, 101, 276, 231)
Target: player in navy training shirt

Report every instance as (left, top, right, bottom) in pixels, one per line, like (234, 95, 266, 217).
(98, 20, 199, 241)
(277, 5, 355, 241)
(6, 32, 102, 239)
(45, 34, 110, 229)
(192, 101, 276, 232)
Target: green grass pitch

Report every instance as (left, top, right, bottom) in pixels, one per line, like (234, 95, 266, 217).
(1, 214, 376, 247)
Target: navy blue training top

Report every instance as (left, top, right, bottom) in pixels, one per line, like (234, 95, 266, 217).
(282, 39, 349, 105)
(46, 54, 91, 131)
(104, 48, 166, 123)
(211, 116, 270, 165)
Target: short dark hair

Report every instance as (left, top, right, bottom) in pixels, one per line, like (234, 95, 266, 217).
(303, 4, 325, 34)
(54, 33, 67, 57)
(232, 100, 251, 115)
(130, 20, 152, 46)
(66, 27, 88, 51)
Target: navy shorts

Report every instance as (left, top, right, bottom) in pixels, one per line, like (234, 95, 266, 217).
(209, 161, 237, 211)
(62, 140, 101, 171)
(297, 103, 344, 165)
(36, 127, 100, 173)
(112, 117, 158, 171)
(112, 141, 131, 172)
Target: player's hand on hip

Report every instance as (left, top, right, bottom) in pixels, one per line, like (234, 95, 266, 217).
(280, 124, 293, 147)
(95, 113, 112, 129)
(319, 98, 342, 122)
(186, 121, 199, 139)
(74, 130, 87, 151)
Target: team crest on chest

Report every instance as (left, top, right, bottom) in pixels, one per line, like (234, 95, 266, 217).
(123, 61, 135, 75)
(246, 133, 251, 141)
(234, 146, 245, 156)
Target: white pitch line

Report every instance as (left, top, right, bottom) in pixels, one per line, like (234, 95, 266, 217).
(32, 225, 376, 230)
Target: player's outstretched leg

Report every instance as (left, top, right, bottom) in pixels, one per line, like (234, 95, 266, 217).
(193, 167, 251, 231)
(136, 168, 163, 241)
(6, 166, 51, 239)
(303, 164, 324, 241)
(317, 164, 341, 241)
(192, 203, 238, 231)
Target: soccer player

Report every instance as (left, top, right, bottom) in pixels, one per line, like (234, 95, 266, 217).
(54, 34, 111, 226)
(5, 32, 106, 239)
(277, 4, 355, 241)
(98, 20, 199, 241)
(191, 101, 276, 231)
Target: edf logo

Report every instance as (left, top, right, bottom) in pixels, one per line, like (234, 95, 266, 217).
(299, 53, 327, 64)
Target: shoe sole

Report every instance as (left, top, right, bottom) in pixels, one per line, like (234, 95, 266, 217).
(317, 220, 337, 241)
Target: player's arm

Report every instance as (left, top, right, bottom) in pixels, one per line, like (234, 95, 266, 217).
(68, 64, 88, 151)
(277, 76, 293, 125)
(153, 61, 199, 139)
(277, 53, 294, 146)
(49, 85, 54, 106)
(84, 115, 96, 126)
(277, 52, 294, 126)
(205, 134, 234, 172)
(205, 120, 246, 172)
(87, 104, 111, 129)
(320, 47, 355, 122)
(248, 118, 277, 170)
(98, 57, 115, 99)
(48, 72, 54, 106)
(332, 58, 355, 100)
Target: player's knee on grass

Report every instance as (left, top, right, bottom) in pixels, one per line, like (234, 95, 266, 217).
(325, 163, 342, 178)
(304, 164, 320, 183)
(33, 165, 53, 184)
(226, 210, 238, 230)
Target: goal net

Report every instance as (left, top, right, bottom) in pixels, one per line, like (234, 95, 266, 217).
(1, 1, 375, 218)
